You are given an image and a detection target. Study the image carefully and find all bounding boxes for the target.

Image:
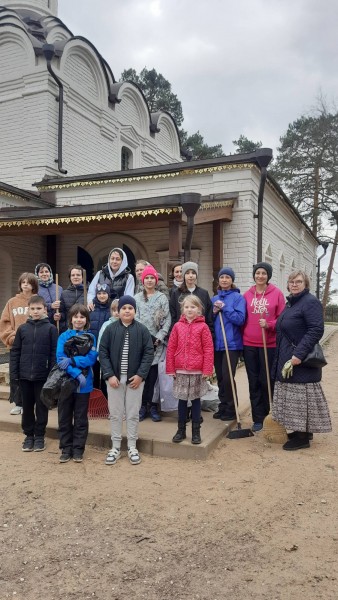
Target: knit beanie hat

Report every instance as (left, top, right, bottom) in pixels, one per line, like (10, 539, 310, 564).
(218, 267, 235, 281)
(253, 262, 273, 282)
(141, 265, 159, 284)
(182, 261, 198, 279)
(118, 295, 136, 311)
(96, 283, 111, 295)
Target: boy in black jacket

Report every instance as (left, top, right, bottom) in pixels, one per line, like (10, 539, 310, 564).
(10, 295, 58, 452)
(99, 295, 154, 466)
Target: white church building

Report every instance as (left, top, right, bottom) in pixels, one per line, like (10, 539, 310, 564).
(0, 0, 318, 311)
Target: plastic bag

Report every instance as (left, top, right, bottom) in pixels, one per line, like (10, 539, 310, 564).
(201, 382, 219, 412)
(40, 364, 78, 410)
(158, 348, 178, 412)
(63, 333, 94, 357)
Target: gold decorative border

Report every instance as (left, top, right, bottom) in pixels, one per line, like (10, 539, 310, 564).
(37, 163, 255, 191)
(200, 200, 234, 210)
(0, 206, 182, 229)
(0, 189, 35, 202)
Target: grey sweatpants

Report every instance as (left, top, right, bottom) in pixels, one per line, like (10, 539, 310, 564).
(107, 374, 144, 449)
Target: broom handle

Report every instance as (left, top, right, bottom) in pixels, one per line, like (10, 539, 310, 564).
(83, 270, 87, 306)
(262, 327, 272, 410)
(219, 313, 241, 424)
(55, 273, 59, 334)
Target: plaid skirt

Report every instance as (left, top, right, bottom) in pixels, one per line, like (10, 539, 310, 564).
(272, 381, 332, 433)
(173, 373, 209, 401)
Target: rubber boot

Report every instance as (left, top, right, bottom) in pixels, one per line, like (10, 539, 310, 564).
(191, 421, 201, 445)
(172, 422, 186, 443)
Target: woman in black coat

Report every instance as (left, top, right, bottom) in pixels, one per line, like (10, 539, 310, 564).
(272, 270, 331, 451)
(169, 261, 214, 337)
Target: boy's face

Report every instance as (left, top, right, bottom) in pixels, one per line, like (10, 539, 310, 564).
(119, 304, 135, 324)
(29, 303, 46, 320)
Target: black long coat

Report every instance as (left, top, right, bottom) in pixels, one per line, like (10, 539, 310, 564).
(272, 289, 324, 384)
(169, 285, 214, 338)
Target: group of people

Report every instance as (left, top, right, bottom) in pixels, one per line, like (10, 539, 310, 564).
(0, 249, 331, 465)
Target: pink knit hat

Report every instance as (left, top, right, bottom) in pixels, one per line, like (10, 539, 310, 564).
(141, 265, 159, 284)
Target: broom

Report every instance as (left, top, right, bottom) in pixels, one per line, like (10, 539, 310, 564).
(55, 273, 60, 334)
(262, 327, 287, 444)
(218, 314, 253, 439)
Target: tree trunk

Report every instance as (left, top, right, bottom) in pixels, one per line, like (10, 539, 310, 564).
(312, 164, 320, 238)
(322, 224, 338, 311)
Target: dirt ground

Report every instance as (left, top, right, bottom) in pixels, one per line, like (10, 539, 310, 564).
(1, 335, 337, 600)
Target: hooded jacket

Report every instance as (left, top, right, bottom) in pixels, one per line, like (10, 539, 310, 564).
(89, 298, 111, 342)
(10, 317, 58, 381)
(243, 283, 285, 348)
(166, 315, 214, 375)
(212, 288, 246, 351)
(87, 248, 135, 303)
(56, 329, 98, 394)
(0, 293, 31, 348)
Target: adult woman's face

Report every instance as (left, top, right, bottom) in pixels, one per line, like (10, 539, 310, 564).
(288, 276, 306, 294)
(173, 265, 183, 282)
(38, 266, 51, 281)
(109, 252, 122, 272)
(70, 269, 83, 285)
(184, 269, 197, 287)
(254, 268, 268, 286)
(219, 274, 232, 290)
(135, 262, 146, 281)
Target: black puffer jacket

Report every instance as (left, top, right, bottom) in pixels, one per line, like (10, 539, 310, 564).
(273, 289, 324, 384)
(59, 284, 85, 332)
(169, 285, 214, 338)
(10, 318, 58, 381)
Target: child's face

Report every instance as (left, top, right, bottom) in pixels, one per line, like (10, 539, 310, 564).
(183, 300, 200, 322)
(119, 304, 135, 324)
(21, 279, 33, 294)
(29, 303, 46, 320)
(97, 291, 109, 304)
(111, 306, 119, 318)
(72, 312, 87, 330)
(184, 269, 197, 287)
(143, 275, 156, 291)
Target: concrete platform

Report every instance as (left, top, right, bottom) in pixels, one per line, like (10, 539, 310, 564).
(0, 366, 252, 461)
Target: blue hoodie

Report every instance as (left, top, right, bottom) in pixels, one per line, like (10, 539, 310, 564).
(56, 329, 98, 394)
(212, 288, 246, 351)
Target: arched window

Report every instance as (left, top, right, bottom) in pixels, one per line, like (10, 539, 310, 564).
(121, 147, 133, 171)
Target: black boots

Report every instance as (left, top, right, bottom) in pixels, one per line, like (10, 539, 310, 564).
(191, 421, 201, 445)
(283, 432, 310, 451)
(172, 422, 186, 443)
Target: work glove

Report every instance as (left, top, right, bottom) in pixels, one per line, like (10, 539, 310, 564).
(77, 374, 87, 389)
(282, 360, 293, 379)
(58, 357, 72, 370)
(213, 300, 225, 314)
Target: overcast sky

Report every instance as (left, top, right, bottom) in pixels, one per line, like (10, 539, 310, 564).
(57, 0, 338, 292)
(58, 0, 338, 155)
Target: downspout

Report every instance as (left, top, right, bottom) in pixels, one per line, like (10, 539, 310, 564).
(180, 193, 202, 262)
(43, 44, 67, 175)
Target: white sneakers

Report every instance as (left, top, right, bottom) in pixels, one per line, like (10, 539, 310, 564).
(105, 448, 121, 465)
(10, 404, 23, 415)
(128, 447, 141, 465)
(105, 447, 141, 465)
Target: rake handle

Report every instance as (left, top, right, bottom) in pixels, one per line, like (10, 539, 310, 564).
(219, 312, 241, 425)
(262, 327, 272, 410)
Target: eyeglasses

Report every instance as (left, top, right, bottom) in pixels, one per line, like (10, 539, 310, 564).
(289, 280, 304, 286)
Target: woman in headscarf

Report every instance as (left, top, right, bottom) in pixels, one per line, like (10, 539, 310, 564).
(87, 248, 134, 310)
(34, 263, 63, 323)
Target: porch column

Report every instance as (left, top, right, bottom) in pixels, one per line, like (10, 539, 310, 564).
(169, 220, 183, 261)
(212, 221, 223, 292)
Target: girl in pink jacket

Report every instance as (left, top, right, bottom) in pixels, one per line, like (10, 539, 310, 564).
(166, 295, 214, 445)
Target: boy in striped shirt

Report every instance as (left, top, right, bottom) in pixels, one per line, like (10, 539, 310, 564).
(99, 295, 154, 465)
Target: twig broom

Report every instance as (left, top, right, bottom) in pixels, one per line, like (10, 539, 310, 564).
(262, 328, 287, 444)
(218, 314, 253, 439)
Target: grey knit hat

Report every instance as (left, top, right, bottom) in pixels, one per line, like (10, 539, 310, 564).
(253, 262, 273, 282)
(182, 261, 198, 279)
